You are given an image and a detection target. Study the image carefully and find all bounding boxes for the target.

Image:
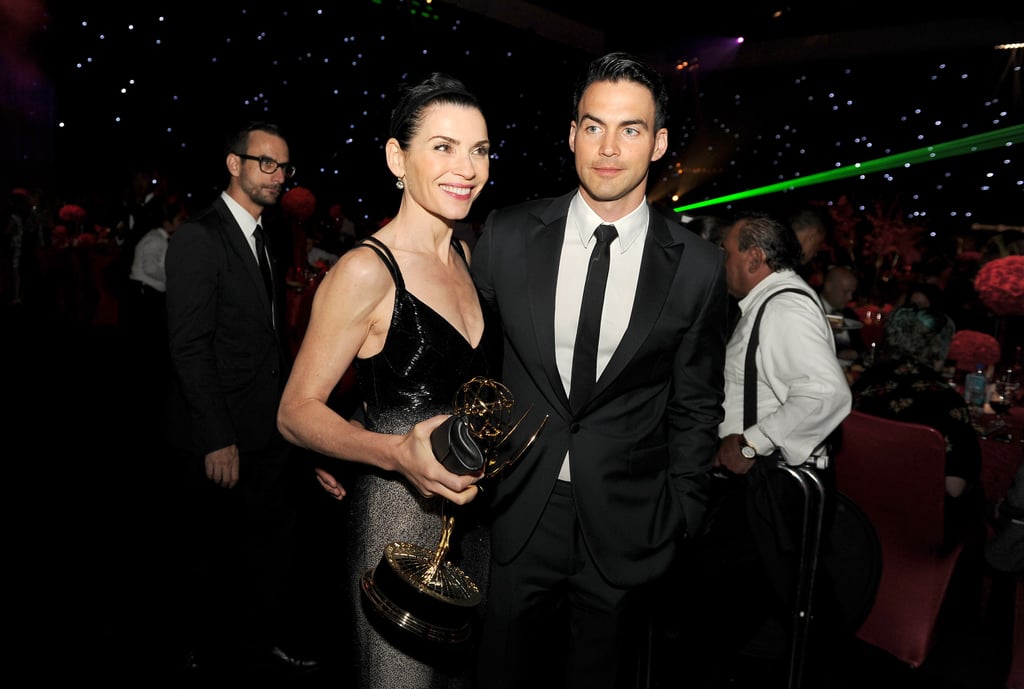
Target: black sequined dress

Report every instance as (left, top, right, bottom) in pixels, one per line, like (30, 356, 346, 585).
(347, 236, 498, 688)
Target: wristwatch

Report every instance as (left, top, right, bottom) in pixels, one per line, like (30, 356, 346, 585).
(739, 435, 757, 460)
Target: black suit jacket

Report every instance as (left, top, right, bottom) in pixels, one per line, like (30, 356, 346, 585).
(165, 196, 290, 456)
(471, 192, 729, 588)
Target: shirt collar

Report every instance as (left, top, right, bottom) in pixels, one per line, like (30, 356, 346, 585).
(221, 191, 262, 239)
(568, 192, 648, 254)
(738, 269, 799, 313)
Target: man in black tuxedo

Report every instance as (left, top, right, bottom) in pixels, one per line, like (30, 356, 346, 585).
(471, 53, 729, 689)
(165, 121, 318, 676)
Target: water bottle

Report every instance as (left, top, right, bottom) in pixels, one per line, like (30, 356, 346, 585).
(963, 363, 987, 410)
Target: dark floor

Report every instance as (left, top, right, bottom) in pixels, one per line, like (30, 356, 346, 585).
(4, 298, 1017, 688)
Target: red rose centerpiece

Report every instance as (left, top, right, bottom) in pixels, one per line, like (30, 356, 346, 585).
(974, 255, 1024, 317)
(947, 330, 1001, 372)
(58, 204, 87, 224)
(281, 186, 316, 222)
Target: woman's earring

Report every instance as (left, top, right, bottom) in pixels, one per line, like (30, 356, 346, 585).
(395, 178, 405, 190)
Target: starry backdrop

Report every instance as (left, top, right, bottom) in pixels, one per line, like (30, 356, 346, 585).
(4, 0, 1024, 237)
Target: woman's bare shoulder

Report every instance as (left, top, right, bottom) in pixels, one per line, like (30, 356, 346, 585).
(306, 245, 389, 311)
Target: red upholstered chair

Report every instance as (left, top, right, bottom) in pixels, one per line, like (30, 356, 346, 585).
(833, 410, 967, 669)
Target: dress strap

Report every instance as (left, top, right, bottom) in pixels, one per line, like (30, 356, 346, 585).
(356, 235, 470, 289)
(356, 236, 404, 290)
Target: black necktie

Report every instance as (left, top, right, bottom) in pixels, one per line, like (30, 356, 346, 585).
(570, 224, 617, 411)
(253, 224, 273, 302)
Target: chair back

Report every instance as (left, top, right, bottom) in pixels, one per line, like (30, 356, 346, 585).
(834, 410, 947, 551)
(833, 409, 963, 668)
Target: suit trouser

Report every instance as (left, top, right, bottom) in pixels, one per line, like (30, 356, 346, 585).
(478, 480, 647, 689)
(174, 439, 298, 660)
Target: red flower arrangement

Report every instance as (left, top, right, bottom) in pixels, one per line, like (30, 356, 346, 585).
(58, 203, 87, 224)
(861, 199, 924, 269)
(51, 225, 69, 248)
(947, 329, 1001, 371)
(827, 195, 859, 257)
(974, 255, 1024, 317)
(281, 186, 316, 222)
(74, 231, 97, 248)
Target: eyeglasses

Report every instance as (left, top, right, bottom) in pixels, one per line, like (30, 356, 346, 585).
(234, 153, 296, 179)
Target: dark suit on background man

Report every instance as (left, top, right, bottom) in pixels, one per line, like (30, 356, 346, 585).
(165, 121, 318, 676)
(166, 195, 287, 457)
(471, 53, 728, 689)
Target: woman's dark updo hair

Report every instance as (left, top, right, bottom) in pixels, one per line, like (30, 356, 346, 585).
(389, 73, 480, 149)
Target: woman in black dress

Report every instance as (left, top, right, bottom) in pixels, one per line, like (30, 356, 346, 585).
(278, 73, 498, 688)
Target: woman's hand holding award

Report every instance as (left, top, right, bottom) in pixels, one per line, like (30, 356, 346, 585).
(361, 377, 548, 643)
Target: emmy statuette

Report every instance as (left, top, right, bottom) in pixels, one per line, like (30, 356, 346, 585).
(361, 377, 548, 643)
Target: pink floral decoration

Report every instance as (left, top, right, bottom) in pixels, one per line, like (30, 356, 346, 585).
(58, 204, 87, 223)
(947, 329, 1001, 371)
(281, 186, 316, 222)
(974, 255, 1024, 317)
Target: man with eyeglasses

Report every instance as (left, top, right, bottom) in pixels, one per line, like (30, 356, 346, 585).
(233, 152, 297, 179)
(165, 120, 319, 678)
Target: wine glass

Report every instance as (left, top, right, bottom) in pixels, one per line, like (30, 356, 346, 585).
(990, 370, 1021, 417)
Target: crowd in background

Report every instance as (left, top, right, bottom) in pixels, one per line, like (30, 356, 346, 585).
(2, 161, 1021, 687)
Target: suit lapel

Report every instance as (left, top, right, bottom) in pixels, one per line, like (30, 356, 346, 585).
(596, 212, 684, 395)
(528, 215, 571, 410)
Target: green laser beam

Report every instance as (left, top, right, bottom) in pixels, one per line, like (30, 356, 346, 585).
(672, 124, 1024, 213)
